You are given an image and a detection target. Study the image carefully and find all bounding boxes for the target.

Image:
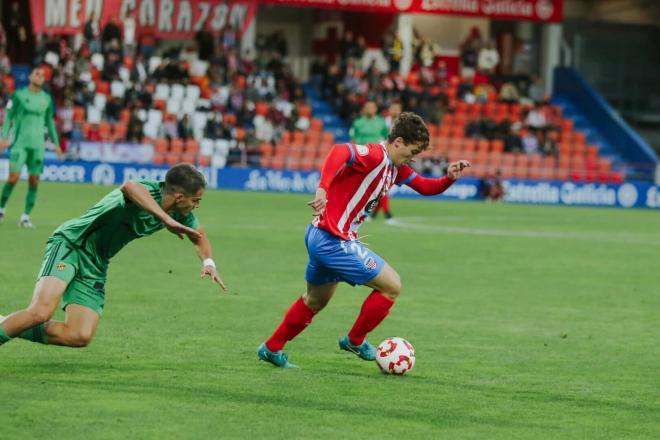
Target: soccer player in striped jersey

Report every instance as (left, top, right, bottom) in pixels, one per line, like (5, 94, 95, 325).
(258, 112, 470, 368)
(0, 164, 225, 349)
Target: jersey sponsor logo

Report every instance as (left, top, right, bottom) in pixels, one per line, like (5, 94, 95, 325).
(365, 198, 379, 213)
(356, 144, 369, 156)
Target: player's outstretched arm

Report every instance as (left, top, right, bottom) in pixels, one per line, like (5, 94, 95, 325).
(120, 180, 202, 240)
(188, 225, 226, 291)
(405, 160, 471, 196)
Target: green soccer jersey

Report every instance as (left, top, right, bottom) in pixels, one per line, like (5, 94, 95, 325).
(52, 180, 198, 269)
(350, 115, 389, 145)
(2, 87, 59, 149)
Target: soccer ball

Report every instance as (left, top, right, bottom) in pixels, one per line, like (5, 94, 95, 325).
(376, 337, 415, 375)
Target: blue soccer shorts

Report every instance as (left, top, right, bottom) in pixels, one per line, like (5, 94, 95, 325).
(304, 224, 385, 286)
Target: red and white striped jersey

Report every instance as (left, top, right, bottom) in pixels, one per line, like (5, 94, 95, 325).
(313, 143, 417, 241)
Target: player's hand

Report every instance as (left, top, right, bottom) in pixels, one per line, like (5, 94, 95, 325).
(55, 146, 65, 160)
(0, 139, 10, 150)
(447, 160, 471, 180)
(307, 188, 327, 216)
(201, 265, 226, 291)
(165, 217, 202, 240)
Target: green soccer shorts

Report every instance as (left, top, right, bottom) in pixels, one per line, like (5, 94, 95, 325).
(38, 238, 107, 316)
(9, 147, 45, 175)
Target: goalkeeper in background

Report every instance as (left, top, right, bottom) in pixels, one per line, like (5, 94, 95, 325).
(0, 67, 63, 228)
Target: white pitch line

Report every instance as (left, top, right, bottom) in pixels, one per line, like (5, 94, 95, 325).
(386, 218, 660, 246)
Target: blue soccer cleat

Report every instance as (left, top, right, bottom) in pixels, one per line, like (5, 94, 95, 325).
(339, 336, 376, 361)
(257, 343, 298, 368)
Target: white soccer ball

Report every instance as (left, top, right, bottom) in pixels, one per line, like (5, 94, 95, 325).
(376, 337, 415, 375)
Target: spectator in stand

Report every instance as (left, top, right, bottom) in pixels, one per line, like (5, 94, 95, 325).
(0, 23, 6, 48)
(221, 25, 238, 51)
(540, 130, 559, 158)
(56, 99, 75, 148)
(384, 31, 403, 72)
(139, 23, 156, 59)
(126, 110, 144, 142)
(101, 17, 122, 49)
(161, 116, 178, 140)
(87, 123, 102, 141)
(340, 31, 358, 66)
(123, 12, 137, 55)
(105, 96, 122, 123)
(522, 129, 540, 155)
(0, 46, 11, 75)
(480, 170, 504, 201)
(384, 101, 402, 128)
(195, 29, 215, 62)
(525, 103, 547, 132)
(130, 53, 148, 84)
(499, 82, 520, 103)
(460, 37, 481, 78)
(417, 37, 440, 68)
(527, 75, 546, 104)
(84, 18, 101, 54)
(270, 30, 288, 59)
(478, 39, 499, 74)
(6, 1, 29, 63)
(178, 114, 194, 141)
(503, 123, 523, 153)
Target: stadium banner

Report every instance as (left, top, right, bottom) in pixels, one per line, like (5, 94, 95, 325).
(217, 167, 660, 209)
(30, 0, 257, 38)
(257, 0, 563, 23)
(0, 160, 657, 208)
(74, 141, 155, 164)
(0, 159, 216, 188)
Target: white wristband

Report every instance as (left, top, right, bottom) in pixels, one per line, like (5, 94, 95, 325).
(202, 258, 216, 268)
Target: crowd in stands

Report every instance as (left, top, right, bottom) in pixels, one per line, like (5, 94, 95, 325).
(310, 26, 620, 183)
(0, 20, 621, 183)
(0, 19, 318, 168)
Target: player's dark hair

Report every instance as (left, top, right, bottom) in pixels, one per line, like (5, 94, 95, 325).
(164, 163, 206, 196)
(387, 112, 430, 150)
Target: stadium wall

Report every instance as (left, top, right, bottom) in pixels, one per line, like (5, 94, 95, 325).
(1, 159, 659, 210)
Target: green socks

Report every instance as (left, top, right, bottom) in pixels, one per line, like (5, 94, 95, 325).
(18, 323, 48, 344)
(25, 185, 38, 215)
(0, 326, 11, 346)
(0, 182, 15, 208)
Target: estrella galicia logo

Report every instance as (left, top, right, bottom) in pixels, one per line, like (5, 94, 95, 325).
(617, 183, 638, 208)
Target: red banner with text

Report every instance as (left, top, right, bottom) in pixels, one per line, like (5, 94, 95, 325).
(259, 0, 563, 22)
(30, 0, 258, 37)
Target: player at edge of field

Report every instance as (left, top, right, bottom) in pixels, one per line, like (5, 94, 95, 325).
(257, 112, 470, 368)
(0, 67, 64, 228)
(0, 163, 226, 349)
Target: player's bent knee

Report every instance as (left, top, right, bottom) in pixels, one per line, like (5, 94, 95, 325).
(382, 275, 402, 300)
(303, 294, 328, 312)
(26, 307, 54, 325)
(71, 330, 94, 347)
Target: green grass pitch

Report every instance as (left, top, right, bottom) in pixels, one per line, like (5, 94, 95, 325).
(1, 182, 658, 439)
